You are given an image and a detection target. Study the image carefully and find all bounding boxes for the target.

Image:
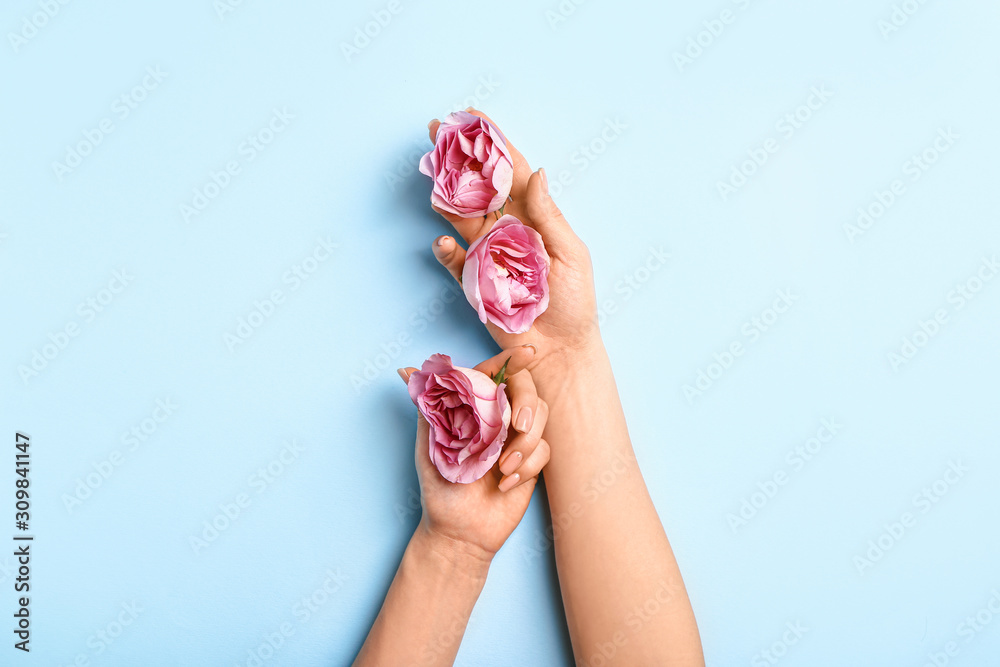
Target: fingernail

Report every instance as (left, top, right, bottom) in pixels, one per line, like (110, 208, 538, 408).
(397, 368, 408, 383)
(515, 407, 533, 433)
(436, 236, 449, 247)
(498, 473, 520, 493)
(427, 119, 438, 130)
(500, 450, 522, 476)
(521, 343, 536, 355)
(539, 168, 548, 194)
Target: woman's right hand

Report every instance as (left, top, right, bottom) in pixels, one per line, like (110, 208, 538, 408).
(425, 109, 602, 373)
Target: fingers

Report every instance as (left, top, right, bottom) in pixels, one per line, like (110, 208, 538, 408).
(498, 393, 547, 478)
(499, 437, 550, 492)
(411, 409, 435, 479)
(498, 368, 547, 490)
(473, 344, 537, 379)
(525, 168, 579, 256)
(401, 355, 549, 492)
(503, 369, 539, 435)
(432, 235, 466, 284)
(430, 205, 494, 246)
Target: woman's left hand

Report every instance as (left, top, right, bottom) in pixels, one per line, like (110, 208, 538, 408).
(399, 346, 550, 560)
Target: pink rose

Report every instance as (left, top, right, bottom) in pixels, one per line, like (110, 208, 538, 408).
(418, 111, 514, 218)
(407, 354, 511, 484)
(463, 215, 551, 335)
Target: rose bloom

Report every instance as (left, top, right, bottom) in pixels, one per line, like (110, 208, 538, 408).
(463, 215, 551, 335)
(418, 111, 514, 218)
(407, 354, 511, 484)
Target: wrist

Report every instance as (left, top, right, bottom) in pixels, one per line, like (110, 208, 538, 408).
(412, 521, 493, 583)
(531, 334, 608, 397)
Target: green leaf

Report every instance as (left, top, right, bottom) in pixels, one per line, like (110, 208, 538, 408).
(492, 357, 511, 386)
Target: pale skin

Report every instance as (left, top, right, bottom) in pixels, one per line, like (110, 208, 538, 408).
(355, 109, 704, 666)
(353, 347, 551, 666)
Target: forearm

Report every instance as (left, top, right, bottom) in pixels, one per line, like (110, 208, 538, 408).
(354, 522, 491, 667)
(533, 340, 704, 666)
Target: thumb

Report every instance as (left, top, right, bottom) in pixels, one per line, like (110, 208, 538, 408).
(525, 168, 579, 256)
(414, 413, 434, 476)
(400, 367, 434, 477)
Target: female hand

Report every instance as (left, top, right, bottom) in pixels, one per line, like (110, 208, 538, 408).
(399, 345, 550, 560)
(426, 110, 600, 371)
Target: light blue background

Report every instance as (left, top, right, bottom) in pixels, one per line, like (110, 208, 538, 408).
(2, 0, 999, 665)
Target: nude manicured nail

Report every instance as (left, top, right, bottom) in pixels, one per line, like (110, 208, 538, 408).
(437, 236, 449, 247)
(397, 368, 408, 383)
(515, 407, 533, 433)
(498, 473, 520, 492)
(539, 168, 548, 194)
(500, 450, 522, 476)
